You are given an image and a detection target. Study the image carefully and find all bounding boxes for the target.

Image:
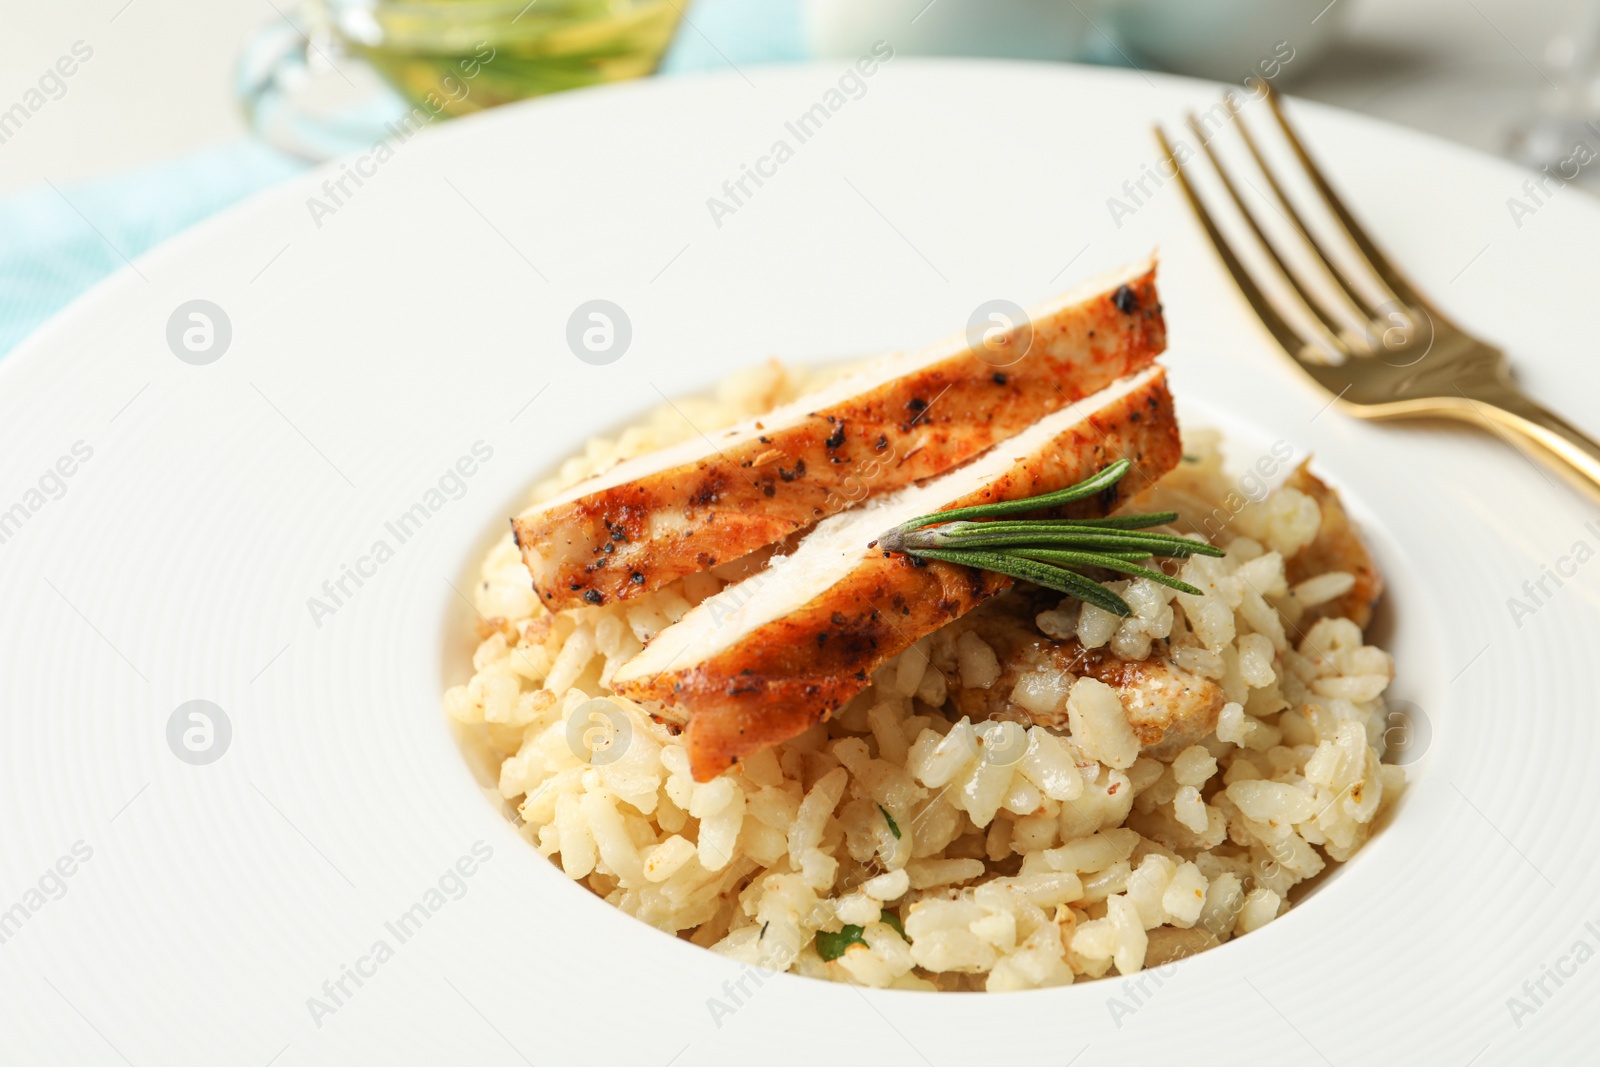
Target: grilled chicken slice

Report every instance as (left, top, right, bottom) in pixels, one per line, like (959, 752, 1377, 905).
(612, 366, 1182, 780)
(514, 260, 1166, 611)
(949, 592, 1223, 759)
(1283, 461, 1384, 629)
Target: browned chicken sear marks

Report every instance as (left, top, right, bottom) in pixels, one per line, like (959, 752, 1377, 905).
(512, 264, 1167, 612)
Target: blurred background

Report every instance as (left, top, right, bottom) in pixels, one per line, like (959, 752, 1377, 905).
(2, 0, 1596, 353)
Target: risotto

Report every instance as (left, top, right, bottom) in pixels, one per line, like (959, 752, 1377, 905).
(444, 360, 1405, 991)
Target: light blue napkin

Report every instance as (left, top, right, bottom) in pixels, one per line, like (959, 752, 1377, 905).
(0, 141, 306, 356)
(0, 0, 807, 358)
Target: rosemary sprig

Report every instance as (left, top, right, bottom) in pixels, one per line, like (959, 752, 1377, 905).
(891, 458, 1135, 533)
(875, 460, 1221, 617)
(892, 521, 1221, 558)
(1023, 511, 1180, 529)
(911, 548, 1138, 617)
(1005, 548, 1205, 592)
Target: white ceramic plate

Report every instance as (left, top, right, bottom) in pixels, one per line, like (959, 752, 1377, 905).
(3, 60, 1597, 1065)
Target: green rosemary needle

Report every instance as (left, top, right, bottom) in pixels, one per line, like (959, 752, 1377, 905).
(890, 458, 1134, 534)
(1005, 548, 1205, 597)
(911, 548, 1138, 617)
(874, 460, 1221, 617)
(1024, 511, 1180, 529)
(894, 522, 1223, 558)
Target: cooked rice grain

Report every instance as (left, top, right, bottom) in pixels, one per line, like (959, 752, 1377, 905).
(445, 371, 1405, 991)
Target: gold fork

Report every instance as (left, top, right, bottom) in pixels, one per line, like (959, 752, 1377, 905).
(1156, 84, 1600, 496)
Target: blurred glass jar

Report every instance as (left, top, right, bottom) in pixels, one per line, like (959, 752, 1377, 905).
(805, 0, 1095, 62)
(238, 0, 683, 159)
(1102, 0, 1344, 82)
(805, 0, 1342, 83)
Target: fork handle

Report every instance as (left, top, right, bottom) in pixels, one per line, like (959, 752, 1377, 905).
(1468, 383, 1600, 497)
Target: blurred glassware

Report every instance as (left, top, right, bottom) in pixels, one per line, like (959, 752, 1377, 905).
(804, 0, 1094, 63)
(237, 0, 684, 160)
(1508, 0, 1600, 185)
(1101, 0, 1345, 83)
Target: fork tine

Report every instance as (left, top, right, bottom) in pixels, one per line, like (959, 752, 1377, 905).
(1155, 124, 1340, 369)
(1183, 111, 1361, 352)
(1232, 108, 1380, 322)
(1261, 82, 1456, 326)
